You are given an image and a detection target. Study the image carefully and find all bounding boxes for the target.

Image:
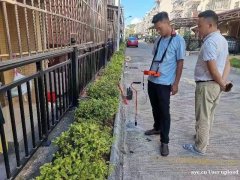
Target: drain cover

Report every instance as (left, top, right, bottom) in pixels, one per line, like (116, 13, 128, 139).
(128, 67, 138, 69)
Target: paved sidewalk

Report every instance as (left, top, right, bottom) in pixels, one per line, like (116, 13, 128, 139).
(121, 42, 240, 180)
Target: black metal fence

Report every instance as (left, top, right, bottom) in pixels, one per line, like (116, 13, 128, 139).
(0, 40, 115, 179)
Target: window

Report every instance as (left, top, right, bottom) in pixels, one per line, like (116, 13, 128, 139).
(128, 37, 137, 41)
(235, 2, 239, 8)
(207, 0, 230, 10)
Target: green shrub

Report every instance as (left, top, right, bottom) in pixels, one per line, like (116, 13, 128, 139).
(88, 79, 119, 99)
(54, 121, 112, 159)
(103, 56, 124, 78)
(75, 98, 119, 126)
(36, 121, 112, 180)
(36, 151, 108, 180)
(36, 44, 125, 180)
(87, 47, 124, 99)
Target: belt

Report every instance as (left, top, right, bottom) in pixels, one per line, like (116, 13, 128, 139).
(195, 80, 214, 83)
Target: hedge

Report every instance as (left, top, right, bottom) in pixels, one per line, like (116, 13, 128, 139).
(36, 44, 125, 180)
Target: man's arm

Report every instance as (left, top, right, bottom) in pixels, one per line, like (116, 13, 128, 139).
(207, 60, 226, 90)
(171, 37, 185, 95)
(171, 60, 184, 95)
(222, 58, 231, 82)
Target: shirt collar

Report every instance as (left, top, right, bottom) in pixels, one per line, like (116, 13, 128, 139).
(203, 30, 220, 42)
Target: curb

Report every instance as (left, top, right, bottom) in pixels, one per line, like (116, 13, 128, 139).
(108, 52, 126, 180)
(108, 103, 124, 180)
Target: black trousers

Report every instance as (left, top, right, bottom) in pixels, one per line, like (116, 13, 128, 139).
(148, 80, 171, 144)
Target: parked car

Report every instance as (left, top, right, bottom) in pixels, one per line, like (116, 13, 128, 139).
(224, 35, 240, 54)
(127, 37, 138, 47)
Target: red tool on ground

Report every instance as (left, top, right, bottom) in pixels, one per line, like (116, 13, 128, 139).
(131, 82, 141, 126)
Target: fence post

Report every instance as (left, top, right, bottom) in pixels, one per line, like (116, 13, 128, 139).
(105, 42, 108, 64)
(0, 106, 11, 179)
(36, 61, 50, 146)
(71, 38, 79, 107)
(102, 43, 106, 67)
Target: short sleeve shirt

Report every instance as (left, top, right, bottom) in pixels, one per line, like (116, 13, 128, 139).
(194, 31, 229, 81)
(148, 34, 186, 85)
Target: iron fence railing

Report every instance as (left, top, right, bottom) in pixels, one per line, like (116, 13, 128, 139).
(0, 40, 115, 180)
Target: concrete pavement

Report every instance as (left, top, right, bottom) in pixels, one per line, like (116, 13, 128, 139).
(121, 41, 240, 180)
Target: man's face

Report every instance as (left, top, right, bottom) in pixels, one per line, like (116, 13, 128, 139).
(197, 17, 212, 38)
(154, 20, 169, 36)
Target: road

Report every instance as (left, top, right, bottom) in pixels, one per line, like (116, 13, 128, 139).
(121, 41, 240, 180)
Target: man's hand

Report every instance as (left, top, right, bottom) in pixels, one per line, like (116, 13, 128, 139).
(172, 60, 183, 96)
(220, 84, 226, 91)
(171, 83, 178, 95)
(221, 82, 233, 92)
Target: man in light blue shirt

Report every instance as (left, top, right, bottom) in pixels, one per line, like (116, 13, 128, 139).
(144, 12, 185, 157)
(149, 34, 186, 85)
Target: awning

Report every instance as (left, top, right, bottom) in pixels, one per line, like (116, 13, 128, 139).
(171, 8, 240, 29)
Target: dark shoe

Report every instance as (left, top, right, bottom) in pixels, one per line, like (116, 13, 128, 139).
(160, 143, 169, 156)
(144, 129, 160, 135)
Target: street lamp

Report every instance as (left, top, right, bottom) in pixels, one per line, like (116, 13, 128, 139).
(123, 16, 132, 41)
(125, 16, 132, 20)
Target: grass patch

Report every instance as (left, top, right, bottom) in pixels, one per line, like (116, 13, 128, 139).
(230, 57, 240, 68)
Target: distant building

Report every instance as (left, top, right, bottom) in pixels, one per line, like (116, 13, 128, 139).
(138, 0, 240, 36)
(231, 0, 240, 9)
(183, 0, 201, 18)
(198, 0, 231, 13)
(141, 1, 161, 35)
(134, 22, 145, 34)
(156, 0, 173, 16)
(108, 0, 118, 6)
(170, 0, 185, 19)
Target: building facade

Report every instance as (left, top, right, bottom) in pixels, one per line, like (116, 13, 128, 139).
(231, 0, 240, 8)
(134, 22, 145, 34)
(157, 0, 173, 15)
(107, 0, 117, 6)
(198, 0, 233, 13)
(171, 0, 185, 19)
(183, 0, 201, 18)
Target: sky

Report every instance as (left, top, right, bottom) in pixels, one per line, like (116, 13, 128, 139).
(121, 0, 155, 25)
